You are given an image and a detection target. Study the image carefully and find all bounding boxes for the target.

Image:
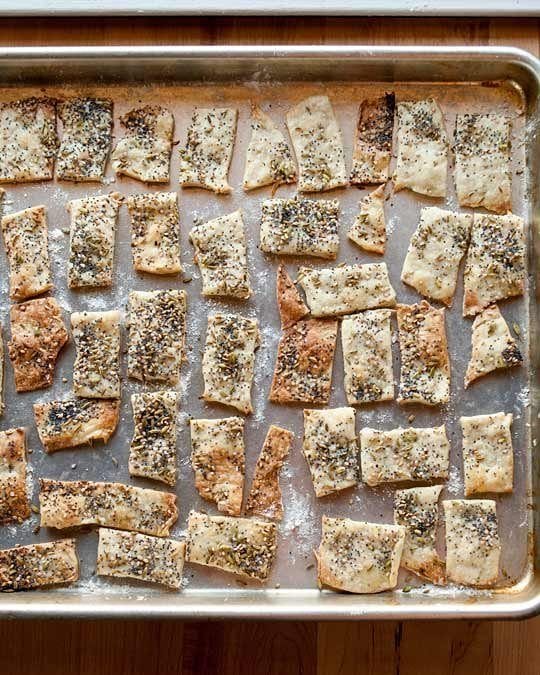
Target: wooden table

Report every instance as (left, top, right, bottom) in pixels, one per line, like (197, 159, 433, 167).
(0, 15, 539, 675)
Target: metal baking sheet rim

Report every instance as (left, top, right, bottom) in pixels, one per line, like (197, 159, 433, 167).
(0, 45, 538, 621)
(0, 0, 540, 16)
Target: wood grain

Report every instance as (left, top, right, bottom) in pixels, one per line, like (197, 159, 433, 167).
(0, 14, 539, 675)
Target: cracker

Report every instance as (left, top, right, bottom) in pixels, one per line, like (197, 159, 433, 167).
(186, 510, 277, 581)
(316, 516, 405, 594)
(303, 407, 358, 497)
(190, 416, 245, 516)
(286, 95, 347, 192)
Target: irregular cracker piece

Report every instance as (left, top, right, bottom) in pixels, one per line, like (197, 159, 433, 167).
(34, 398, 119, 453)
(270, 267, 337, 405)
(129, 391, 178, 487)
(350, 93, 395, 185)
(394, 485, 445, 584)
(303, 407, 358, 497)
(0, 428, 29, 525)
(401, 207, 473, 306)
(111, 105, 174, 183)
(1, 205, 52, 301)
(341, 309, 394, 405)
(465, 305, 522, 387)
(67, 193, 121, 288)
(127, 289, 186, 385)
(39, 479, 178, 536)
(243, 106, 296, 190)
(347, 185, 386, 255)
(201, 313, 259, 414)
(260, 196, 339, 259)
(443, 499, 500, 587)
(190, 416, 245, 516)
(245, 425, 292, 520)
(0, 97, 58, 183)
(460, 412, 513, 496)
(286, 95, 348, 193)
(396, 301, 450, 406)
(463, 213, 525, 317)
(186, 510, 277, 581)
(454, 113, 511, 214)
(97, 528, 185, 589)
(394, 99, 448, 197)
(57, 97, 113, 181)
(276, 263, 309, 329)
(8, 297, 68, 393)
(297, 263, 396, 318)
(127, 192, 181, 275)
(179, 107, 237, 194)
(71, 310, 121, 399)
(316, 516, 405, 594)
(360, 425, 450, 487)
(189, 210, 251, 299)
(0, 540, 78, 591)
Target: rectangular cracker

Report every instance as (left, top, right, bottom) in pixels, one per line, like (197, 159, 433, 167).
(0, 97, 58, 183)
(465, 305, 523, 387)
(129, 391, 178, 487)
(71, 310, 121, 399)
(186, 510, 277, 581)
(286, 95, 347, 192)
(57, 97, 113, 181)
(0, 428, 29, 525)
(260, 196, 340, 259)
(396, 301, 450, 406)
(179, 107, 237, 194)
(201, 313, 259, 414)
(401, 207, 473, 306)
(270, 266, 337, 405)
(350, 93, 395, 185)
(303, 407, 358, 497)
(8, 297, 69, 393)
(297, 263, 396, 318)
(245, 425, 292, 521)
(443, 499, 500, 587)
(34, 398, 120, 453)
(1, 205, 52, 301)
(127, 192, 181, 275)
(316, 516, 405, 594)
(67, 194, 121, 288)
(463, 213, 525, 317)
(39, 479, 178, 536)
(360, 425, 450, 487)
(97, 528, 185, 589)
(347, 185, 386, 255)
(189, 210, 251, 299)
(341, 309, 394, 405)
(394, 485, 445, 584)
(454, 113, 511, 213)
(243, 106, 296, 190)
(0, 539, 78, 591)
(190, 416, 245, 516)
(111, 105, 174, 183)
(127, 289, 186, 385)
(460, 412, 514, 496)
(393, 99, 448, 197)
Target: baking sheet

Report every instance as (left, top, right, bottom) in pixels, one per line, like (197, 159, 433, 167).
(0, 1, 539, 16)
(0, 77, 532, 603)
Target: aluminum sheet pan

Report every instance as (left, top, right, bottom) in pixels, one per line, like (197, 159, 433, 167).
(0, 1, 539, 17)
(0, 46, 538, 620)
